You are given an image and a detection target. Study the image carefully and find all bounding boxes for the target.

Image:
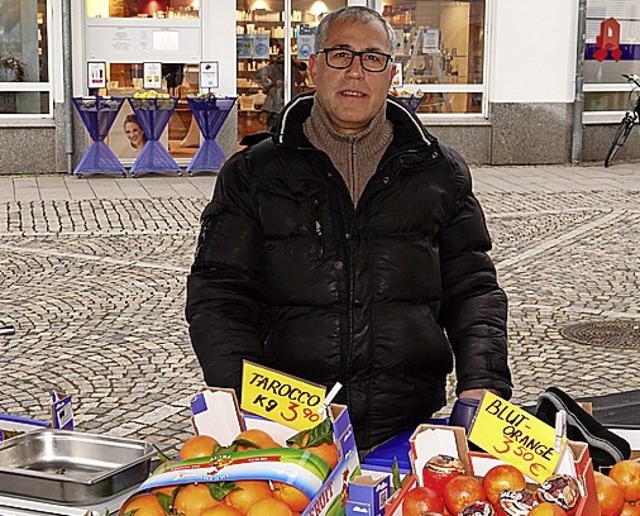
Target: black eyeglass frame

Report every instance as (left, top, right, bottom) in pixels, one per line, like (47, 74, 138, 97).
(317, 47, 392, 73)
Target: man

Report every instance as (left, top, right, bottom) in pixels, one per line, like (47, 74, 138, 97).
(186, 6, 512, 451)
(255, 51, 307, 131)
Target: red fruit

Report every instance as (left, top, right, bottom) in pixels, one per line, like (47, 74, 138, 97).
(481, 464, 527, 505)
(422, 454, 465, 498)
(442, 475, 486, 514)
(402, 486, 445, 516)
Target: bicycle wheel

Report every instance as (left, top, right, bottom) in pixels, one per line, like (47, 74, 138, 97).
(604, 116, 635, 167)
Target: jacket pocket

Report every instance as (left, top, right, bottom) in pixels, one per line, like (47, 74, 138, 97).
(193, 201, 224, 266)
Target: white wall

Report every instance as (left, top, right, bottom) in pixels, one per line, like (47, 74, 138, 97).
(489, 0, 578, 103)
(71, 0, 87, 97)
(201, 1, 237, 96)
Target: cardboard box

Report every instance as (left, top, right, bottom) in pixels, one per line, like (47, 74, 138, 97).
(383, 424, 600, 516)
(123, 388, 361, 516)
(0, 391, 73, 441)
(382, 472, 417, 516)
(346, 470, 392, 516)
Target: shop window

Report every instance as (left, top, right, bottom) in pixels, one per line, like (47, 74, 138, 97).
(85, 0, 200, 19)
(98, 62, 200, 161)
(235, 0, 344, 140)
(385, 0, 486, 115)
(0, 92, 49, 115)
(0, 0, 51, 115)
(584, 0, 640, 113)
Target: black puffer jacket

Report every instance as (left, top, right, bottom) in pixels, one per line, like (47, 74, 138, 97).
(186, 92, 512, 450)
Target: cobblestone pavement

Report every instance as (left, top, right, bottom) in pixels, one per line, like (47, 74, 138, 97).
(0, 163, 639, 454)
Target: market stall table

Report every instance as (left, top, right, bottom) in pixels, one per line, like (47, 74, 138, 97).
(186, 95, 237, 174)
(72, 96, 126, 177)
(0, 490, 134, 515)
(128, 96, 181, 176)
(581, 389, 640, 427)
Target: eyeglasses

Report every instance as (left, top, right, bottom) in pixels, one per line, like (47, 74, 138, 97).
(317, 47, 392, 73)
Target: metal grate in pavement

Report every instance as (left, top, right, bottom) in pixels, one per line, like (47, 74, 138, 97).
(561, 320, 640, 349)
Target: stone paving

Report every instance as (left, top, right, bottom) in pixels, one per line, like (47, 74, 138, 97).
(0, 163, 639, 454)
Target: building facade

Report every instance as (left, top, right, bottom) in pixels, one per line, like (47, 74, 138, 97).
(0, 0, 638, 174)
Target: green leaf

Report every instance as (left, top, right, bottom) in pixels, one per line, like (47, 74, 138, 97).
(122, 511, 136, 516)
(214, 444, 239, 454)
(156, 491, 174, 512)
(152, 443, 172, 463)
(230, 438, 259, 450)
(208, 481, 239, 501)
(391, 456, 402, 490)
(286, 417, 333, 448)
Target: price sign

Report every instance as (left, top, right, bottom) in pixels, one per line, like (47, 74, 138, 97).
(468, 392, 565, 483)
(241, 361, 326, 431)
(87, 61, 106, 89)
(143, 62, 162, 89)
(200, 61, 219, 89)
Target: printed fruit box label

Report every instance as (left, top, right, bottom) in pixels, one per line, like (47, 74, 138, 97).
(132, 448, 330, 499)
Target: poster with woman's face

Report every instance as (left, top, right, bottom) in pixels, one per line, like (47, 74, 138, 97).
(106, 102, 169, 161)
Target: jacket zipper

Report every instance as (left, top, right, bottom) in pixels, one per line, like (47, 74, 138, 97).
(350, 135, 358, 199)
(346, 136, 359, 396)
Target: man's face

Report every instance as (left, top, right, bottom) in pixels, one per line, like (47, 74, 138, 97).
(309, 18, 393, 135)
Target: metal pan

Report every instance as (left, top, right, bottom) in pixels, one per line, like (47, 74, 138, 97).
(0, 428, 157, 504)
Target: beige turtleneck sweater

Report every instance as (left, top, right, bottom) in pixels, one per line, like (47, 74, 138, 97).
(303, 99, 394, 206)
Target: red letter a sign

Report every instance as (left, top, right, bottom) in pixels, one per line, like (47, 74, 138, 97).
(594, 17, 622, 62)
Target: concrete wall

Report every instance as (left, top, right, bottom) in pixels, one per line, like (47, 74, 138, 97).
(583, 123, 640, 164)
(489, 102, 573, 165)
(425, 123, 492, 165)
(0, 124, 59, 174)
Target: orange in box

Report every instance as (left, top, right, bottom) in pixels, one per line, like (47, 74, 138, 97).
(121, 388, 361, 516)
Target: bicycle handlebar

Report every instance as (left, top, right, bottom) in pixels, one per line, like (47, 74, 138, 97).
(622, 73, 640, 88)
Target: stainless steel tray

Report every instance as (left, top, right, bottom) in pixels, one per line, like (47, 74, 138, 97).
(0, 428, 156, 505)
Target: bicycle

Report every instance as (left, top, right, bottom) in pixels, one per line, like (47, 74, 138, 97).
(604, 73, 640, 167)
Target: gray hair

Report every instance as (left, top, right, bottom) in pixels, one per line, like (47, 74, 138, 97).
(314, 6, 396, 58)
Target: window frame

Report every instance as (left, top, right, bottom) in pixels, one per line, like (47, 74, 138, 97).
(582, 1, 640, 124)
(382, 0, 491, 121)
(0, 0, 54, 119)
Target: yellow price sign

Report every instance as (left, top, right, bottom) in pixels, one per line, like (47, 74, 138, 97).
(240, 361, 327, 431)
(468, 392, 565, 483)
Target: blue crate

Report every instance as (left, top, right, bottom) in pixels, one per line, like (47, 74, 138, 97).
(362, 418, 448, 473)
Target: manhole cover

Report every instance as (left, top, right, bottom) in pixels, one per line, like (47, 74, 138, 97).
(560, 320, 640, 348)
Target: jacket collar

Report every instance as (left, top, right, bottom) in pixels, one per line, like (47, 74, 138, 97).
(273, 91, 437, 150)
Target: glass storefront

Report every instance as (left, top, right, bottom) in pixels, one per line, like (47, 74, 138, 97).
(0, 0, 50, 114)
(236, 0, 345, 140)
(584, 0, 640, 112)
(85, 0, 199, 19)
(384, 0, 486, 114)
(236, 0, 487, 135)
(84, 0, 202, 162)
(98, 62, 201, 161)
